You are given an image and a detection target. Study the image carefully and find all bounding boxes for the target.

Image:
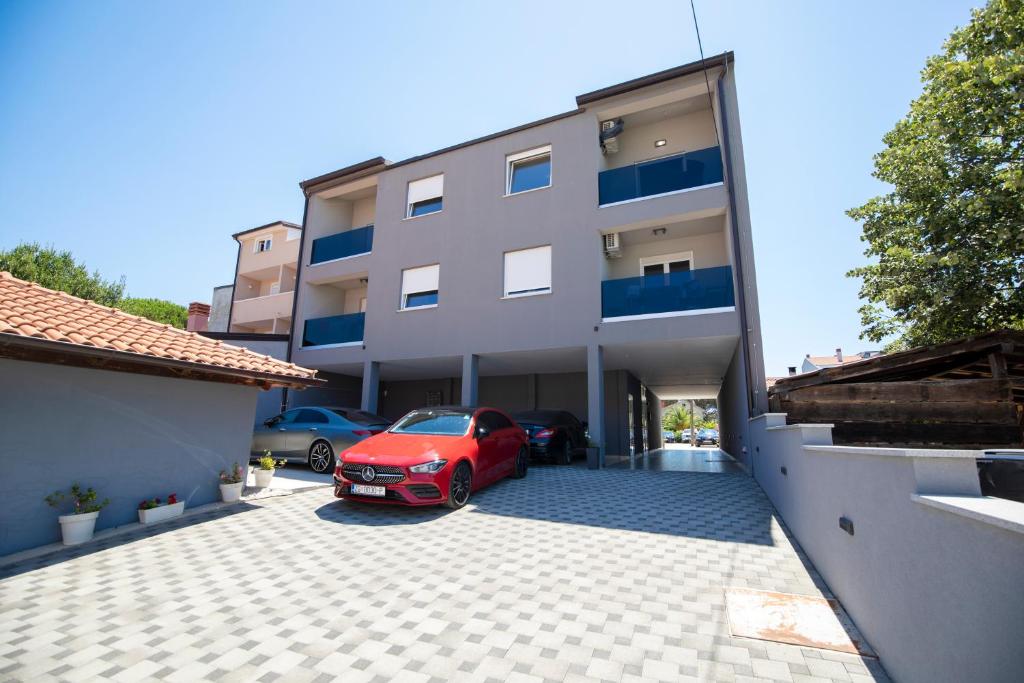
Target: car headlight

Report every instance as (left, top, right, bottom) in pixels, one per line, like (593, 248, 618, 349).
(409, 459, 448, 474)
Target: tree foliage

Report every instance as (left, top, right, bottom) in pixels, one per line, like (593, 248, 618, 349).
(0, 242, 188, 329)
(847, 0, 1024, 350)
(0, 242, 125, 306)
(119, 298, 188, 329)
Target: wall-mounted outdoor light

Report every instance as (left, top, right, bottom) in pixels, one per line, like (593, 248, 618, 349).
(654, 139, 667, 147)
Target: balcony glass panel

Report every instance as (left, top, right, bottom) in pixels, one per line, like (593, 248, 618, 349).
(310, 225, 373, 264)
(302, 312, 365, 346)
(601, 265, 734, 319)
(598, 146, 724, 205)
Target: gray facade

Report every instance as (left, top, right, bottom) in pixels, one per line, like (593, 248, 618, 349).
(0, 358, 258, 555)
(289, 54, 766, 461)
(207, 284, 233, 333)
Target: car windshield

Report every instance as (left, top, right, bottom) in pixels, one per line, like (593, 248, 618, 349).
(328, 408, 390, 427)
(390, 409, 472, 436)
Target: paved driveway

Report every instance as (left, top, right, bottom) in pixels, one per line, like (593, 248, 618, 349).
(0, 466, 887, 682)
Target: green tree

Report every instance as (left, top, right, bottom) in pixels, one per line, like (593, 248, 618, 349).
(119, 298, 188, 329)
(661, 403, 692, 432)
(847, 0, 1024, 350)
(0, 242, 125, 306)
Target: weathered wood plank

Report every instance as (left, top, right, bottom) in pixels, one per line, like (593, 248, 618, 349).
(774, 379, 1013, 404)
(830, 421, 1023, 447)
(780, 398, 1018, 424)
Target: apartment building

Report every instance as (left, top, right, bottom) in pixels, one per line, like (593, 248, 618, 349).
(226, 220, 301, 334)
(287, 53, 768, 464)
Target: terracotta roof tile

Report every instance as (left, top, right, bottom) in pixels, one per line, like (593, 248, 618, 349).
(0, 272, 317, 384)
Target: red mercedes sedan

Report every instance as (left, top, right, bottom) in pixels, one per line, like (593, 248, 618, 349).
(334, 406, 529, 509)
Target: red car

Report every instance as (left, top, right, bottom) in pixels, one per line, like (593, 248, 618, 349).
(334, 406, 529, 509)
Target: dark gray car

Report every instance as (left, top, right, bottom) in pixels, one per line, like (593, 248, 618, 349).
(251, 407, 391, 473)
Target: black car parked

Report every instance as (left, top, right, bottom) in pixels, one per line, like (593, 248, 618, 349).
(512, 410, 587, 465)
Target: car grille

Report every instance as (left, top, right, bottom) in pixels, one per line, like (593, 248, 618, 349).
(407, 484, 442, 499)
(341, 463, 406, 484)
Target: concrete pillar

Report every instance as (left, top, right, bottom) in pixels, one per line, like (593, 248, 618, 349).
(587, 344, 605, 467)
(361, 360, 380, 413)
(461, 354, 479, 407)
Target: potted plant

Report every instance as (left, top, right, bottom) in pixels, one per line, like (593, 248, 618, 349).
(219, 462, 245, 502)
(253, 451, 286, 488)
(137, 493, 185, 525)
(585, 439, 601, 470)
(44, 484, 110, 546)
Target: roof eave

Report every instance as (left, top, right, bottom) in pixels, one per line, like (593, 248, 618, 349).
(299, 157, 388, 196)
(575, 51, 734, 106)
(231, 220, 303, 240)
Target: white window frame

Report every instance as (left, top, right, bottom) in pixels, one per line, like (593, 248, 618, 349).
(503, 245, 552, 299)
(639, 250, 694, 274)
(505, 145, 552, 196)
(400, 264, 440, 311)
(254, 237, 272, 253)
(405, 174, 444, 219)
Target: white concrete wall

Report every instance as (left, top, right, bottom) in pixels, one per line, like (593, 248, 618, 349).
(0, 358, 258, 555)
(749, 415, 1024, 683)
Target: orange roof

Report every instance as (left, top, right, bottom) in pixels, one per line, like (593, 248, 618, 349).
(0, 272, 318, 387)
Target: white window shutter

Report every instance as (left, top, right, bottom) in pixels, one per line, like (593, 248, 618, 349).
(504, 246, 552, 296)
(401, 264, 440, 295)
(407, 174, 444, 205)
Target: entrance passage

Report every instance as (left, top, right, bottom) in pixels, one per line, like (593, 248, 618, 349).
(609, 443, 745, 474)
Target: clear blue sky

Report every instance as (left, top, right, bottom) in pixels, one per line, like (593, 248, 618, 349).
(0, 0, 978, 375)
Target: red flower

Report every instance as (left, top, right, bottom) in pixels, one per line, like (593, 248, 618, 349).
(167, 493, 178, 505)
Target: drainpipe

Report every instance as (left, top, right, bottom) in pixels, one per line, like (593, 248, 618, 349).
(282, 194, 312, 412)
(716, 59, 756, 420)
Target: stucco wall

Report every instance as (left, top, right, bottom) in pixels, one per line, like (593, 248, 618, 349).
(717, 338, 750, 467)
(750, 416, 1024, 683)
(0, 358, 257, 556)
(208, 285, 233, 332)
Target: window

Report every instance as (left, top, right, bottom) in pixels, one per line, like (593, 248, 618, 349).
(296, 409, 328, 424)
(254, 238, 272, 253)
(503, 245, 551, 298)
(506, 145, 551, 195)
(640, 251, 693, 278)
(400, 264, 440, 309)
(407, 174, 444, 218)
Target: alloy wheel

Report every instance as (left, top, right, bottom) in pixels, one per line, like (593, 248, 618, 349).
(560, 440, 572, 466)
(513, 447, 529, 478)
(449, 463, 472, 507)
(309, 441, 333, 473)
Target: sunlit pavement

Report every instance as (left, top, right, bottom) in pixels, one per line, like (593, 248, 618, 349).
(0, 464, 887, 682)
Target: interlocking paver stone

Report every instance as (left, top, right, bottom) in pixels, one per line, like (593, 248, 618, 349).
(0, 465, 888, 681)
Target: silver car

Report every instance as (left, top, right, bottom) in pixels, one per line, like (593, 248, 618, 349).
(251, 407, 391, 473)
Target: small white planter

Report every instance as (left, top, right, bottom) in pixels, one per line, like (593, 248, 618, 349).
(253, 468, 275, 488)
(138, 501, 185, 525)
(58, 511, 98, 546)
(220, 481, 244, 502)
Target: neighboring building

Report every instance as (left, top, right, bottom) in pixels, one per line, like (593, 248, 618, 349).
(801, 347, 882, 373)
(0, 272, 319, 555)
(227, 220, 301, 334)
(287, 52, 767, 464)
(207, 284, 233, 332)
(199, 331, 291, 424)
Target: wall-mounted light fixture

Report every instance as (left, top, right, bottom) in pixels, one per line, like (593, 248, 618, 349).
(654, 139, 667, 147)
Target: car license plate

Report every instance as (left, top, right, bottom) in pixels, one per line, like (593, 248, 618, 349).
(351, 484, 385, 497)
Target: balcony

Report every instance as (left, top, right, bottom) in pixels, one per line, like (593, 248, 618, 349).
(310, 225, 373, 265)
(231, 290, 293, 326)
(598, 147, 724, 206)
(302, 312, 365, 347)
(601, 265, 734, 320)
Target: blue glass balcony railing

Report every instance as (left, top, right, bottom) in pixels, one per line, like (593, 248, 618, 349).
(601, 266, 735, 319)
(310, 225, 373, 264)
(302, 312, 365, 347)
(598, 147, 724, 205)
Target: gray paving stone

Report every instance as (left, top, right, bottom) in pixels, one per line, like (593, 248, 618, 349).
(0, 465, 888, 681)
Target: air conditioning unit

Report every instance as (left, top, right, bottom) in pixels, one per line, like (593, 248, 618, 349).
(600, 118, 624, 155)
(603, 232, 622, 258)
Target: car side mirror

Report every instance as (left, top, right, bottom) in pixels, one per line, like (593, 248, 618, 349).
(264, 418, 277, 427)
(475, 425, 489, 440)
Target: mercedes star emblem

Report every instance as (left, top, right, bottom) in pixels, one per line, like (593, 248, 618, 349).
(361, 465, 376, 482)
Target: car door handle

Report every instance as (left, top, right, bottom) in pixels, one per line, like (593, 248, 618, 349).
(308, 427, 318, 432)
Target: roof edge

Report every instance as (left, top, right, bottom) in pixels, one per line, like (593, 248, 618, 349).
(231, 220, 302, 240)
(299, 157, 388, 196)
(575, 51, 734, 106)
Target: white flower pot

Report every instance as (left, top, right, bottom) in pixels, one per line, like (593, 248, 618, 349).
(58, 511, 98, 546)
(220, 481, 244, 502)
(138, 501, 185, 525)
(253, 468, 275, 488)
